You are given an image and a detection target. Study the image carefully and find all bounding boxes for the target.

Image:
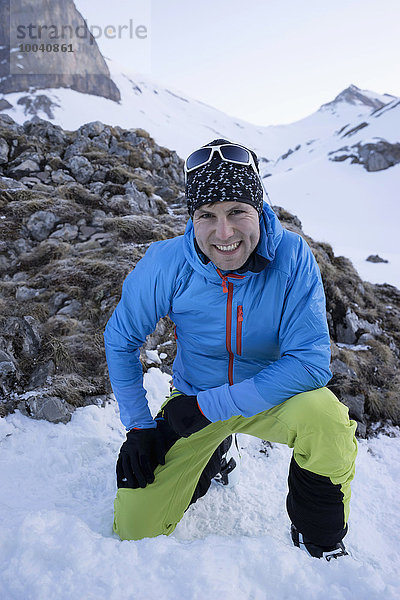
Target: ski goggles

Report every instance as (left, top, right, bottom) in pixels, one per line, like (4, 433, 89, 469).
(184, 143, 259, 180)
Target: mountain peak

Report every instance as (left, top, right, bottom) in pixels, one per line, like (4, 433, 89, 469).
(321, 84, 394, 112)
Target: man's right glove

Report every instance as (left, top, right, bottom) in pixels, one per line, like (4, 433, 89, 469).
(116, 423, 166, 489)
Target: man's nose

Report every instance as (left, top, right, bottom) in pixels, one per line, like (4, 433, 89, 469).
(215, 217, 234, 240)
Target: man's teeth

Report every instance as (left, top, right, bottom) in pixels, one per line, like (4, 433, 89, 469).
(215, 242, 240, 252)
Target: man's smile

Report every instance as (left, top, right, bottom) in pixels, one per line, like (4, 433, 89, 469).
(213, 241, 242, 253)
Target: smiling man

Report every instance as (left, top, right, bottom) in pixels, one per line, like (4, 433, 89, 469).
(192, 201, 260, 271)
(104, 139, 357, 560)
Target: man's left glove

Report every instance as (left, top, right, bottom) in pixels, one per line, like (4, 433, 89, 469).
(163, 394, 211, 438)
(116, 423, 166, 489)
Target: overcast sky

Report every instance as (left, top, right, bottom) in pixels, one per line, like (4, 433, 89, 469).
(74, 0, 400, 126)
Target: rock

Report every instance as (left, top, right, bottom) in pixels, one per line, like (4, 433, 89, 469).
(91, 169, 107, 183)
(57, 299, 82, 317)
(19, 176, 42, 187)
(151, 153, 164, 170)
(88, 232, 113, 245)
(90, 210, 106, 226)
(51, 170, 75, 184)
(358, 333, 375, 343)
(50, 224, 79, 241)
(9, 159, 41, 176)
(333, 141, 400, 172)
(82, 394, 107, 407)
(0, 349, 17, 393)
(48, 292, 70, 316)
(0, 138, 9, 164)
(2, 316, 41, 358)
(336, 308, 382, 344)
(1, 0, 120, 102)
(0, 176, 27, 190)
(17, 95, 59, 119)
(64, 138, 90, 160)
(67, 156, 94, 183)
(22, 395, 72, 424)
(23, 119, 66, 146)
(366, 254, 389, 263)
(78, 225, 98, 240)
(13, 238, 33, 255)
(124, 182, 159, 215)
(0, 98, 13, 111)
(336, 309, 360, 344)
(355, 421, 367, 438)
(340, 393, 365, 422)
(330, 358, 357, 378)
(26, 210, 58, 241)
(78, 121, 106, 138)
(0, 254, 11, 274)
(66, 155, 94, 184)
(12, 271, 29, 282)
(15, 285, 46, 301)
(155, 185, 178, 201)
(359, 141, 400, 172)
(27, 360, 55, 389)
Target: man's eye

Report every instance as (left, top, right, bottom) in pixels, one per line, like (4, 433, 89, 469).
(200, 213, 213, 219)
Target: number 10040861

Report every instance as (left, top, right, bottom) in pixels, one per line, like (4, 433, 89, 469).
(18, 43, 74, 52)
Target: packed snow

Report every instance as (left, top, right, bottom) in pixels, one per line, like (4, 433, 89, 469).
(1, 367, 399, 600)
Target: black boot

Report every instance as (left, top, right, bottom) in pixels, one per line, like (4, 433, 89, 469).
(213, 434, 241, 487)
(291, 524, 349, 561)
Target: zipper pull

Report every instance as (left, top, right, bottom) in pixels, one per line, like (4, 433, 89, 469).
(216, 268, 229, 293)
(237, 305, 243, 321)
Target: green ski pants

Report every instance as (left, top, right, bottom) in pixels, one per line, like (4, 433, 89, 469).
(113, 387, 357, 542)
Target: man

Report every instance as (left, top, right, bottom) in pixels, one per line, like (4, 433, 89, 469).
(104, 139, 357, 560)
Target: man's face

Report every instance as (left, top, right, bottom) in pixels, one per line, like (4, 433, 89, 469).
(192, 201, 260, 271)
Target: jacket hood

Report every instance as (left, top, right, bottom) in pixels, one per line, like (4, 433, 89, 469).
(183, 202, 284, 284)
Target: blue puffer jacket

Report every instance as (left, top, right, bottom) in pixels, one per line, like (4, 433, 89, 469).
(104, 203, 332, 430)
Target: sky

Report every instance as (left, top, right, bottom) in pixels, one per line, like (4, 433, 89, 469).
(67, 0, 400, 125)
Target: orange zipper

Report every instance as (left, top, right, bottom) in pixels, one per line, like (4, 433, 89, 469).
(216, 269, 245, 385)
(237, 305, 243, 356)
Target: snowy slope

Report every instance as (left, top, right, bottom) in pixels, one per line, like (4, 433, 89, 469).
(0, 367, 399, 600)
(1, 61, 399, 288)
(2, 62, 395, 160)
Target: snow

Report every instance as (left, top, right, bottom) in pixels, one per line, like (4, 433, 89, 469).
(1, 367, 399, 600)
(337, 344, 371, 351)
(265, 158, 400, 289)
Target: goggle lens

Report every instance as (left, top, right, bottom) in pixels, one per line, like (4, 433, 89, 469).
(220, 145, 250, 163)
(186, 148, 212, 170)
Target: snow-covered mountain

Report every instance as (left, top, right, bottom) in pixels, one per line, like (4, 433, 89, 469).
(1, 61, 399, 289)
(1, 64, 396, 160)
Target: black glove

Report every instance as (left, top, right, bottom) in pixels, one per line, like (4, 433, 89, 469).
(163, 394, 211, 438)
(116, 421, 167, 489)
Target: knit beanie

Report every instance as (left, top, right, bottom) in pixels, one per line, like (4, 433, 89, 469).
(185, 139, 264, 218)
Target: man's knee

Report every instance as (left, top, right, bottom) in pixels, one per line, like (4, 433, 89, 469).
(287, 387, 351, 432)
(113, 487, 175, 541)
(287, 388, 357, 479)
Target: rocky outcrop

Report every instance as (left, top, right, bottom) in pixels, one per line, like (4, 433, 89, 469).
(0, 114, 399, 435)
(0, 0, 120, 102)
(329, 141, 400, 171)
(367, 255, 388, 264)
(0, 114, 184, 423)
